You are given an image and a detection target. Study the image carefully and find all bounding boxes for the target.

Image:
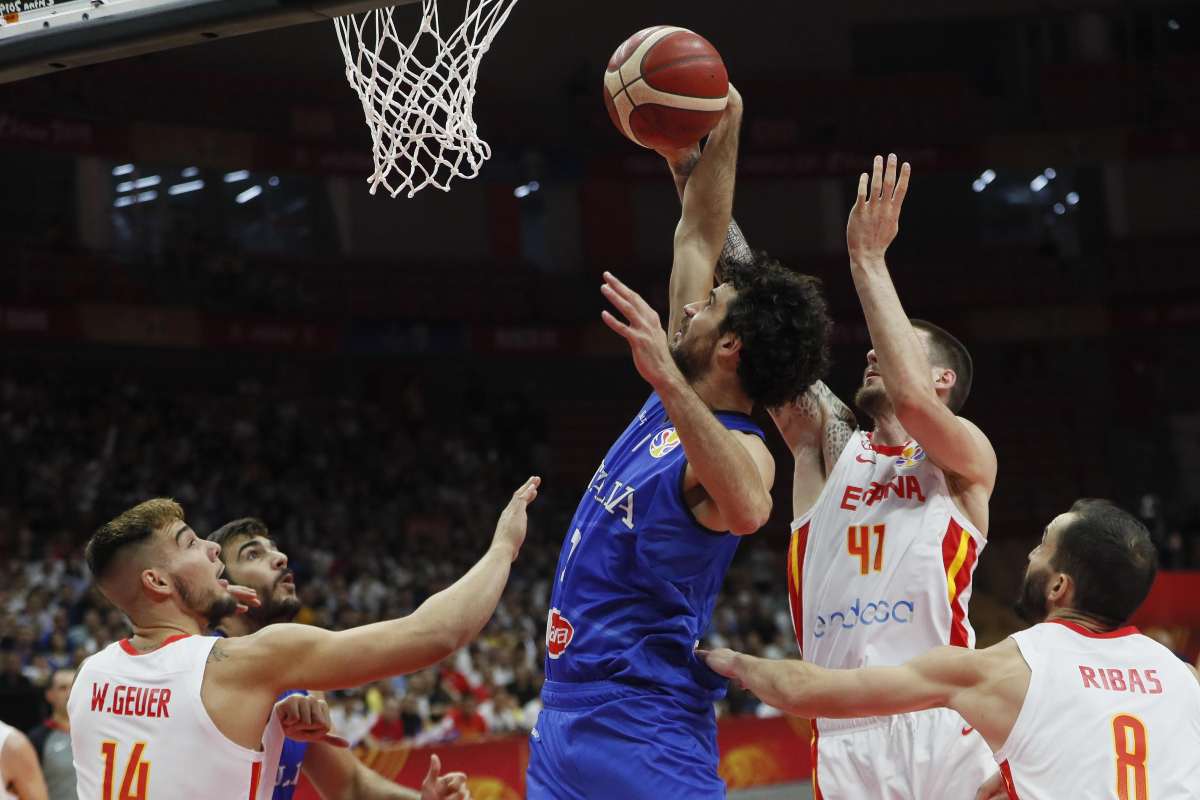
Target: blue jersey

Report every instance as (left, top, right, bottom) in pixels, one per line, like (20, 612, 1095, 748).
(271, 689, 310, 800)
(544, 393, 764, 705)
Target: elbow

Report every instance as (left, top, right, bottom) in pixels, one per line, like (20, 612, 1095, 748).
(892, 391, 939, 426)
(728, 495, 772, 536)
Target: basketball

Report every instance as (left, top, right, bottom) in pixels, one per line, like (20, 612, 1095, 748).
(603, 26, 729, 150)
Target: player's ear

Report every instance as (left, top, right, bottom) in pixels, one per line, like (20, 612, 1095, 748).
(933, 367, 956, 393)
(717, 331, 742, 359)
(1047, 571, 1072, 606)
(141, 567, 173, 600)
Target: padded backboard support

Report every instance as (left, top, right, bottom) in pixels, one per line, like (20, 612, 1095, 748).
(0, 0, 417, 84)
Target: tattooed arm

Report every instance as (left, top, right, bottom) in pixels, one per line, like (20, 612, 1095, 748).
(769, 381, 858, 518)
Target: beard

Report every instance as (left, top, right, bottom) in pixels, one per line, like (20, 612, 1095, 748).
(854, 382, 894, 420)
(177, 575, 239, 628)
(245, 583, 302, 627)
(670, 331, 717, 383)
(1014, 567, 1050, 624)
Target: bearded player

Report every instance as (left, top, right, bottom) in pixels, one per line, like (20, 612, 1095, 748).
(656, 143, 995, 794)
(69, 478, 538, 799)
(703, 499, 1200, 799)
(208, 517, 469, 800)
(525, 87, 832, 799)
(721, 154, 995, 798)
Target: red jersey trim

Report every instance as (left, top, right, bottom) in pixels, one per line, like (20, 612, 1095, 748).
(118, 633, 191, 656)
(1047, 619, 1140, 639)
(941, 519, 978, 648)
(865, 432, 909, 456)
(999, 761, 1021, 799)
(811, 723, 825, 800)
(247, 761, 263, 800)
(787, 523, 811, 654)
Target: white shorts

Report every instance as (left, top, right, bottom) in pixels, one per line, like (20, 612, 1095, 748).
(813, 707, 996, 800)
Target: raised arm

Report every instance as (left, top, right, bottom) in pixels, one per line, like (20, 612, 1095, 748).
(666, 87, 743, 338)
(846, 155, 996, 492)
(769, 382, 859, 517)
(702, 638, 1027, 752)
(216, 477, 539, 694)
(600, 271, 772, 534)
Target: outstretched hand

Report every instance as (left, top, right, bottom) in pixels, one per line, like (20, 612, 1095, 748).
(696, 647, 742, 681)
(421, 754, 471, 800)
(847, 153, 911, 265)
(600, 271, 683, 392)
(491, 476, 541, 562)
(226, 584, 261, 615)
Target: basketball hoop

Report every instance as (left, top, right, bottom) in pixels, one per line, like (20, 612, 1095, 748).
(334, 0, 520, 198)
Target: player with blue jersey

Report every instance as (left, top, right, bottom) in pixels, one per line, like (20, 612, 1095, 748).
(209, 518, 470, 800)
(525, 87, 833, 799)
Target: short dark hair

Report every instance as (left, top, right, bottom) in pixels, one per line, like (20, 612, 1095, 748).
(720, 254, 832, 408)
(208, 517, 270, 551)
(1052, 499, 1158, 626)
(86, 498, 183, 581)
(910, 319, 973, 413)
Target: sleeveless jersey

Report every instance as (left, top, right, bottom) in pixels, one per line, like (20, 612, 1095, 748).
(787, 431, 985, 676)
(997, 620, 1200, 799)
(68, 635, 267, 800)
(544, 393, 765, 705)
(212, 630, 308, 800)
(0, 720, 17, 800)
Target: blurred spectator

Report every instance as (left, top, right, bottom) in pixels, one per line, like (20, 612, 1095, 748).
(26, 668, 77, 800)
(446, 696, 488, 742)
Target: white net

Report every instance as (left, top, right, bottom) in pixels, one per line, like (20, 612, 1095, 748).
(334, 0, 520, 198)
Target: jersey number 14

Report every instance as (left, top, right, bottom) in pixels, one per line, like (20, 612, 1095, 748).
(100, 741, 149, 800)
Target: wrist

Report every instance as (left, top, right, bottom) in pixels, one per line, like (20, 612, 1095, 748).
(849, 253, 888, 273)
(652, 365, 690, 398)
(488, 540, 518, 563)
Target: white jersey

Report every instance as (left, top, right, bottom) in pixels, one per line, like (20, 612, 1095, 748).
(0, 720, 18, 800)
(68, 635, 268, 800)
(787, 431, 984, 682)
(997, 621, 1200, 800)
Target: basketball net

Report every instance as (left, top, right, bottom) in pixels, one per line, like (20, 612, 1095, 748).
(334, 0, 519, 198)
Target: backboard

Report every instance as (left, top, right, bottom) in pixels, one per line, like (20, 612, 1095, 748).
(0, 0, 415, 83)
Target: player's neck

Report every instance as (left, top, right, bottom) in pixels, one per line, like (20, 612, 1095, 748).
(690, 374, 753, 415)
(869, 414, 910, 448)
(128, 616, 205, 649)
(214, 614, 260, 638)
(51, 709, 70, 729)
(1045, 608, 1119, 634)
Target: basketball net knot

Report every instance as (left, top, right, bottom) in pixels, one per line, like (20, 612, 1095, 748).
(334, 0, 519, 198)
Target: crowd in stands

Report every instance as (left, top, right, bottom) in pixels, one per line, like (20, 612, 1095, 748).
(0, 365, 796, 750)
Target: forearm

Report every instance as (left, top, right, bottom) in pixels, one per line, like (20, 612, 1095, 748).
(676, 104, 742, 260)
(657, 376, 770, 532)
(353, 763, 420, 800)
(410, 542, 515, 652)
(849, 257, 934, 406)
(731, 654, 922, 719)
(666, 152, 753, 270)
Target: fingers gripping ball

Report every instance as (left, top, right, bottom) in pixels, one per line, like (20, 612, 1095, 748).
(603, 26, 728, 150)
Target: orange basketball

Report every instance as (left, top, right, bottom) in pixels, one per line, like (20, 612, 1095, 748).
(603, 26, 729, 150)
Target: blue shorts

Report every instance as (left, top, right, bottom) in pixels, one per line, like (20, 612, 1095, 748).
(525, 679, 725, 800)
